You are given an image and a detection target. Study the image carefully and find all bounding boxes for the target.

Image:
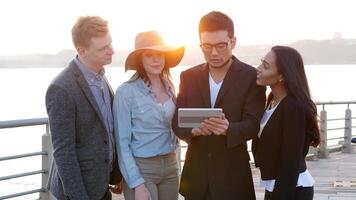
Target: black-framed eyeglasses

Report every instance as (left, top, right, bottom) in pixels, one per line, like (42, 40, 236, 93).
(200, 41, 230, 53)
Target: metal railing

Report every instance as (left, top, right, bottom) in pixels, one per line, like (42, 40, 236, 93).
(0, 101, 355, 199)
(0, 118, 52, 200)
(313, 101, 356, 158)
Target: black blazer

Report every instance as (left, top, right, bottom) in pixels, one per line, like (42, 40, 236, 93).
(252, 95, 312, 199)
(172, 56, 266, 200)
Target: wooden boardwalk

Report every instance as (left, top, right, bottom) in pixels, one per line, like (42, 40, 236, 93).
(114, 146, 356, 200)
(253, 146, 356, 200)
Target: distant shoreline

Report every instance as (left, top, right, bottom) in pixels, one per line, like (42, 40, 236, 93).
(1, 37, 356, 68)
(2, 64, 356, 69)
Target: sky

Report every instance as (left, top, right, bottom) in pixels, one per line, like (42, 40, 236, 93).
(0, 0, 356, 55)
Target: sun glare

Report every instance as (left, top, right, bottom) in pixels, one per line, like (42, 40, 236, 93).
(1, 0, 356, 55)
(161, 29, 199, 48)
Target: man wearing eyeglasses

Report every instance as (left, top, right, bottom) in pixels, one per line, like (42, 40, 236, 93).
(172, 11, 266, 200)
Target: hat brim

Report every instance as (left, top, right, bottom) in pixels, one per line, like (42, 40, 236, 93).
(125, 45, 185, 71)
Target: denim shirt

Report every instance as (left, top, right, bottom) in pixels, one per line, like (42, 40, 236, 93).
(113, 78, 178, 189)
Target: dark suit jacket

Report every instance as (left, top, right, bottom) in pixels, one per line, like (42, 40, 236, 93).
(252, 95, 312, 199)
(45, 60, 122, 200)
(172, 56, 266, 200)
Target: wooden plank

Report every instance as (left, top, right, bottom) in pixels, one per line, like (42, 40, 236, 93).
(334, 180, 356, 188)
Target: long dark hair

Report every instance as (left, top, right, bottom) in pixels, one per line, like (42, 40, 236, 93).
(271, 46, 320, 147)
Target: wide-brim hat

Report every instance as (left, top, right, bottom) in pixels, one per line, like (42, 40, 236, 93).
(125, 31, 185, 71)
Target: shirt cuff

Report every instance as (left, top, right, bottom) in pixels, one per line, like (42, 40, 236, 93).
(128, 177, 145, 189)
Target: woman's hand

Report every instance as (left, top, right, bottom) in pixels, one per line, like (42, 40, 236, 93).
(135, 184, 152, 200)
(109, 180, 123, 194)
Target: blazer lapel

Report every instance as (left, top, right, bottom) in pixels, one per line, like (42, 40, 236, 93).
(214, 57, 242, 107)
(260, 97, 286, 139)
(197, 64, 211, 108)
(71, 62, 108, 133)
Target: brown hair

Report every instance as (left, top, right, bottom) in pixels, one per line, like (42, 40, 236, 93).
(71, 16, 109, 48)
(199, 11, 234, 38)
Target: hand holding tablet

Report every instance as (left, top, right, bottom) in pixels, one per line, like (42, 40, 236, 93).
(178, 108, 223, 128)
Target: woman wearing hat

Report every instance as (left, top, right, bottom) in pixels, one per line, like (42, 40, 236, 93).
(113, 31, 184, 200)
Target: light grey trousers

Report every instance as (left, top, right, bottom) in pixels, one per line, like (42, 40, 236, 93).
(123, 152, 180, 200)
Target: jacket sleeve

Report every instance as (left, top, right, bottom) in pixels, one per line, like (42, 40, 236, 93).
(172, 72, 194, 143)
(272, 101, 306, 199)
(45, 84, 90, 200)
(113, 86, 145, 189)
(109, 152, 123, 185)
(226, 80, 266, 148)
(251, 137, 260, 167)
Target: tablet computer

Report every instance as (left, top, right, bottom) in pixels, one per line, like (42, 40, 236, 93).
(178, 108, 223, 128)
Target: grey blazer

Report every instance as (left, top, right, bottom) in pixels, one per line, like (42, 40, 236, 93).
(45, 60, 122, 200)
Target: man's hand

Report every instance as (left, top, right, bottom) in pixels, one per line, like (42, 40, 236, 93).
(201, 113, 229, 136)
(192, 126, 212, 136)
(109, 180, 123, 194)
(135, 184, 151, 200)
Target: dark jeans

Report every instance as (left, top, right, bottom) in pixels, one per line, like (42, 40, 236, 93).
(264, 186, 314, 200)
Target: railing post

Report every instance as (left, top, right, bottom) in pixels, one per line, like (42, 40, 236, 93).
(318, 108, 329, 158)
(342, 106, 353, 153)
(40, 123, 53, 200)
(307, 146, 318, 160)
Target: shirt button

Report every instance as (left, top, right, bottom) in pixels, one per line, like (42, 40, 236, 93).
(104, 159, 109, 163)
(208, 153, 212, 158)
(104, 140, 108, 144)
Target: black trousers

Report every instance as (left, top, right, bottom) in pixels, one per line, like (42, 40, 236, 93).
(185, 187, 213, 200)
(264, 186, 314, 200)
